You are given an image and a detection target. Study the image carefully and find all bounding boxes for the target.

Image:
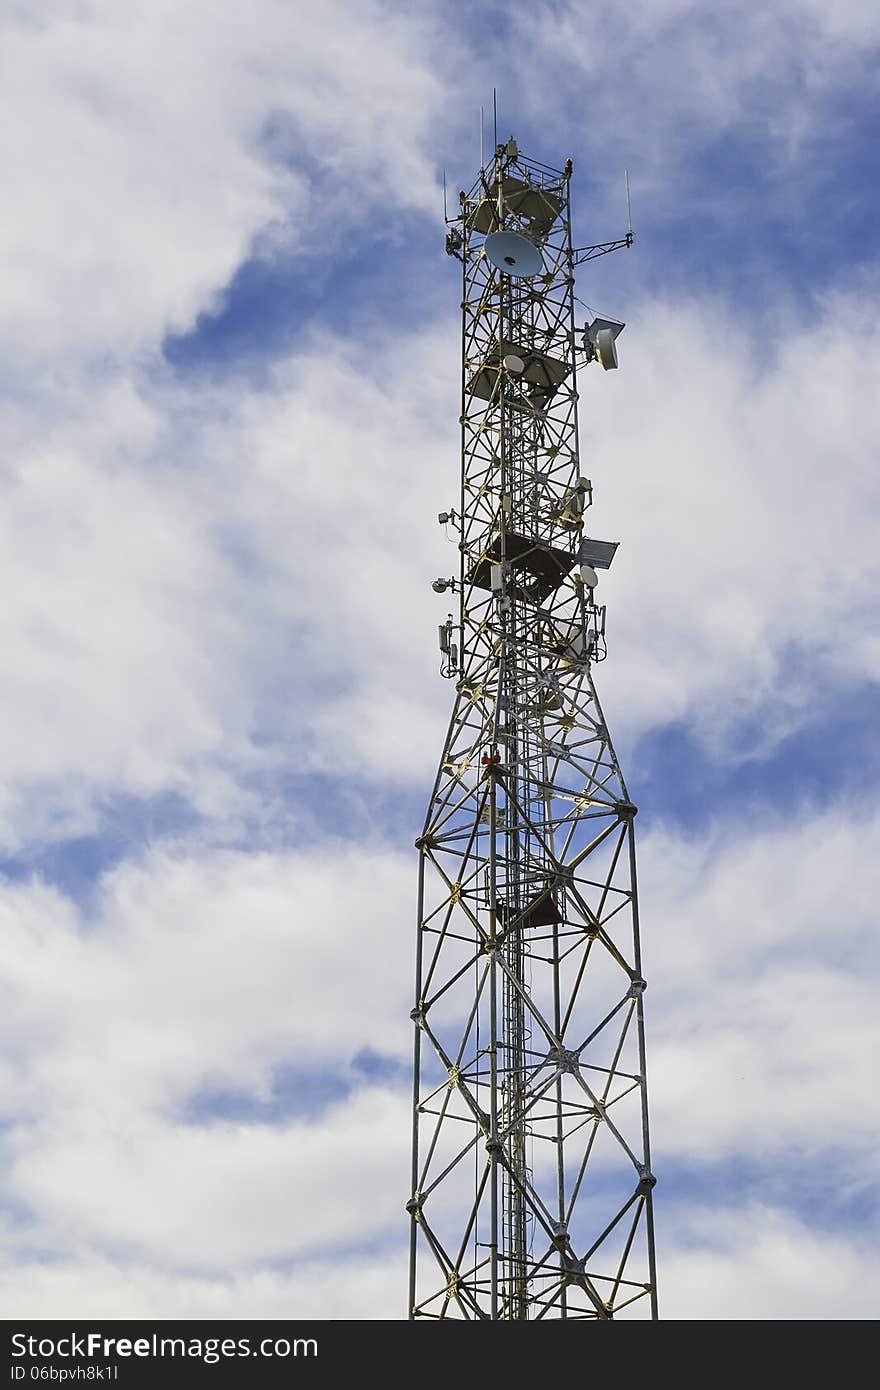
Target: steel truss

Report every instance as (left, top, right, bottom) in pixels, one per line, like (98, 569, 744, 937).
(408, 140, 658, 1320)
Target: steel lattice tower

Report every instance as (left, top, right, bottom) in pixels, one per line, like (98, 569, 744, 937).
(407, 137, 658, 1322)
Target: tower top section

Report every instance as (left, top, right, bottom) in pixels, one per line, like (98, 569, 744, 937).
(431, 137, 633, 679)
(445, 136, 634, 282)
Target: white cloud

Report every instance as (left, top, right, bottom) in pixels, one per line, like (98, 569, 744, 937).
(0, 0, 464, 850)
(0, 1247, 404, 1320)
(0, 846, 412, 1122)
(508, 0, 880, 207)
(640, 813, 880, 1184)
(0, 0, 875, 855)
(0, 844, 412, 1272)
(0, 333, 458, 850)
(0, 0, 450, 369)
(660, 1203, 880, 1320)
(3, 1202, 877, 1320)
(0, 0, 876, 1323)
(9, 1087, 409, 1267)
(203, 281, 880, 777)
(0, 802, 877, 1313)
(580, 284, 880, 753)
(1, 278, 877, 849)
(0, 381, 241, 849)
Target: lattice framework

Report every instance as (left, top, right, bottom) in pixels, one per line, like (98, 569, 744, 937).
(408, 140, 658, 1321)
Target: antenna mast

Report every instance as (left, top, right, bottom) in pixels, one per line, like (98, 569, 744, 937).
(409, 138, 657, 1320)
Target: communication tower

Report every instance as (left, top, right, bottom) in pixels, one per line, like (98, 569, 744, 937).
(408, 135, 658, 1320)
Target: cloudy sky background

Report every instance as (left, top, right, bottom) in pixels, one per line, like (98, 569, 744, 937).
(0, 0, 878, 1319)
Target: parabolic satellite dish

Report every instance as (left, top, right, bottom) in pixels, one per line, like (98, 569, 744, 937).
(579, 563, 599, 588)
(594, 327, 619, 370)
(484, 231, 543, 279)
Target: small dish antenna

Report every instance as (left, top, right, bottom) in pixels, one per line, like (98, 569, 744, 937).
(579, 563, 599, 588)
(503, 354, 525, 374)
(594, 328, 619, 370)
(583, 317, 625, 371)
(484, 231, 543, 279)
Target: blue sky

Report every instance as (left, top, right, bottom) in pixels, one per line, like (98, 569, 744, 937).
(0, 0, 878, 1319)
